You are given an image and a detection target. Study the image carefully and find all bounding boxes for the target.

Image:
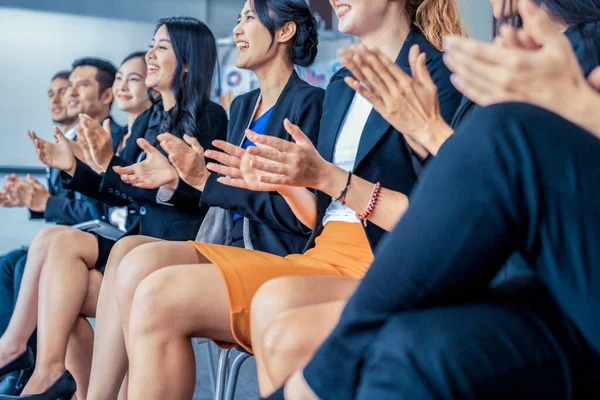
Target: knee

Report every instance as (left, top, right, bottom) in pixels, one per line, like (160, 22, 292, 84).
(29, 226, 68, 253)
(114, 243, 160, 307)
(251, 277, 300, 331)
(43, 230, 90, 270)
(261, 315, 305, 366)
(128, 272, 170, 337)
(104, 236, 149, 276)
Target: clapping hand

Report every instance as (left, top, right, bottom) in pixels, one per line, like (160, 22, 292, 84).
(79, 114, 114, 172)
(341, 44, 452, 155)
(113, 138, 179, 189)
(28, 127, 76, 173)
(204, 141, 285, 192)
(157, 133, 210, 191)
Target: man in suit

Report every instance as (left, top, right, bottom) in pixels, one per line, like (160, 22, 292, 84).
(0, 58, 123, 395)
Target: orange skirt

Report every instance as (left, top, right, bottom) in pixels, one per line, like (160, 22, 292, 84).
(189, 222, 374, 353)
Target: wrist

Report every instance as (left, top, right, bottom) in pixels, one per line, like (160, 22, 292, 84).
(65, 156, 77, 176)
(316, 163, 349, 198)
(424, 117, 454, 156)
(195, 169, 211, 192)
(166, 168, 180, 190)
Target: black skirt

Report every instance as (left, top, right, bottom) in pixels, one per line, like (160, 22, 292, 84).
(95, 234, 117, 274)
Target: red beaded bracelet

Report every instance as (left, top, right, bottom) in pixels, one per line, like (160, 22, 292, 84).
(356, 181, 382, 226)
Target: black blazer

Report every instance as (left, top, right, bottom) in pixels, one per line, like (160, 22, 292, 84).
(173, 71, 324, 256)
(306, 25, 462, 252)
(63, 101, 228, 240)
(30, 118, 125, 225)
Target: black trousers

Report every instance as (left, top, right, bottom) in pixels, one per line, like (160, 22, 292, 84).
(302, 103, 600, 399)
(0, 249, 37, 354)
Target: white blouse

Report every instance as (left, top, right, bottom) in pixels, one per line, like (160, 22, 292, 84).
(323, 93, 373, 226)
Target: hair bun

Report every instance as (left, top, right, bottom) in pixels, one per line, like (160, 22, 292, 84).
(292, 12, 319, 67)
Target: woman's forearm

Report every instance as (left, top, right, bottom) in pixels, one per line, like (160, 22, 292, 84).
(278, 187, 318, 229)
(317, 163, 409, 232)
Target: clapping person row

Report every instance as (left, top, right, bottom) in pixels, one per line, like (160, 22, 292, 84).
(0, 0, 599, 398)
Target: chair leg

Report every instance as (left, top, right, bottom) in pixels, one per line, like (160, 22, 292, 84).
(224, 351, 253, 400)
(214, 348, 231, 400)
(206, 342, 217, 396)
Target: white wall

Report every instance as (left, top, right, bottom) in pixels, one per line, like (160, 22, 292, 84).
(0, 8, 156, 168)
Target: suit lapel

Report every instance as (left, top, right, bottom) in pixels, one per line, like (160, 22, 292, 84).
(318, 80, 355, 163)
(262, 71, 299, 140)
(450, 96, 473, 128)
(232, 91, 260, 146)
(352, 26, 421, 170)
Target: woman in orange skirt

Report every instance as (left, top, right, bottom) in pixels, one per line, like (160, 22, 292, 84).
(120, 0, 463, 398)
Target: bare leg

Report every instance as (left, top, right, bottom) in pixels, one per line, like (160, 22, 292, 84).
(22, 230, 100, 394)
(66, 317, 95, 400)
(118, 374, 128, 400)
(127, 264, 233, 400)
(262, 301, 347, 395)
(0, 226, 70, 365)
(250, 276, 359, 396)
(114, 241, 204, 351)
(87, 236, 162, 400)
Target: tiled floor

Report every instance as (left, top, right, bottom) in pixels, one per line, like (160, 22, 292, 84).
(0, 204, 259, 399)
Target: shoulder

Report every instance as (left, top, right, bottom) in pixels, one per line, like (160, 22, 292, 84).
(329, 67, 352, 84)
(289, 79, 326, 105)
(229, 88, 260, 117)
(199, 99, 228, 124)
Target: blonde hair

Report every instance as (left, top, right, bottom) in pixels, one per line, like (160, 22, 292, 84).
(405, 0, 467, 50)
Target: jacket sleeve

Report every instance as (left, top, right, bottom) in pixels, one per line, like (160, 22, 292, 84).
(99, 155, 161, 205)
(165, 103, 229, 210)
(61, 158, 129, 207)
(42, 194, 105, 225)
(200, 89, 324, 234)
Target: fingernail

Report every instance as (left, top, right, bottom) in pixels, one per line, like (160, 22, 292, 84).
(443, 36, 455, 51)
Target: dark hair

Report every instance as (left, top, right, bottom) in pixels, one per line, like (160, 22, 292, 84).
(535, 0, 600, 25)
(51, 70, 70, 82)
(71, 57, 118, 97)
(496, 0, 600, 31)
(253, 0, 319, 67)
(155, 17, 217, 138)
(122, 51, 147, 65)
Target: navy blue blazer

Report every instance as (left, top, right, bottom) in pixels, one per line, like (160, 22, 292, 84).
(63, 100, 228, 240)
(29, 118, 124, 225)
(306, 25, 462, 252)
(182, 71, 325, 256)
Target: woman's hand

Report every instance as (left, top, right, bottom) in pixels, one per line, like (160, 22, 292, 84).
(442, 0, 596, 113)
(204, 141, 286, 192)
(341, 44, 453, 155)
(157, 133, 210, 191)
(28, 127, 76, 174)
(112, 138, 179, 189)
(79, 114, 114, 172)
(75, 125, 105, 173)
(241, 119, 333, 191)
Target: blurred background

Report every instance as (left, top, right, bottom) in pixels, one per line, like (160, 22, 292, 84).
(0, 0, 492, 254)
(0, 1, 492, 398)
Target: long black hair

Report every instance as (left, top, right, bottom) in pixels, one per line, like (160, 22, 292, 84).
(155, 17, 217, 138)
(495, 0, 600, 32)
(253, 0, 319, 67)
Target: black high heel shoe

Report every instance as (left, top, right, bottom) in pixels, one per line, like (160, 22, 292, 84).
(0, 349, 34, 382)
(0, 371, 76, 400)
